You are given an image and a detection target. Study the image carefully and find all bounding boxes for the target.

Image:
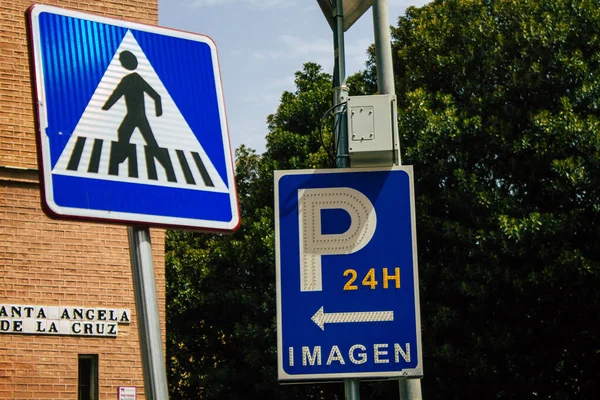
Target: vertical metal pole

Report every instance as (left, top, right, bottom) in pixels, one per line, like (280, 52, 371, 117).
(373, 0, 401, 165)
(399, 378, 423, 400)
(333, 0, 349, 168)
(372, 0, 396, 96)
(332, 0, 356, 395)
(373, 1, 421, 398)
(128, 226, 169, 400)
(344, 378, 360, 400)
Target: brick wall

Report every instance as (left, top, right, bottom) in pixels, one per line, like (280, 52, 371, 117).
(0, 1, 164, 399)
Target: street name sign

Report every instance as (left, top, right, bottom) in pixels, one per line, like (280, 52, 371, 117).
(28, 5, 239, 231)
(275, 166, 422, 381)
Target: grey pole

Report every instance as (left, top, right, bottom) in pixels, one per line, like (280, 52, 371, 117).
(332, 0, 355, 395)
(372, 0, 396, 96)
(333, 0, 349, 169)
(373, 0, 401, 165)
(128, 226, 169, 400)
(373, 1, 421, 398)
(399, 378, 423, 399)
(344, 378, 360, 400)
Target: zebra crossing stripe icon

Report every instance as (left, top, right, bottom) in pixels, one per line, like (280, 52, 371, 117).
(52, 31, 227, 193)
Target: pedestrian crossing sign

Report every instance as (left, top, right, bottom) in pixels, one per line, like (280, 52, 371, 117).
(27, 5, 240, 232)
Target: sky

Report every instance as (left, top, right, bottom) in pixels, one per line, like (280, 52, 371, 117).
(158, 0, 430, 154)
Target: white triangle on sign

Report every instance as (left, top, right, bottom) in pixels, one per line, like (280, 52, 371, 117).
(52, 30, 228, 193)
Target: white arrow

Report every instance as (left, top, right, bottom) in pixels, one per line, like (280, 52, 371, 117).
(311, 306, 394, 331)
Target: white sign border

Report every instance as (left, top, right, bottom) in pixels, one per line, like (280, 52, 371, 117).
(27, 4, 240, 232)
(274, 166, 423, 381)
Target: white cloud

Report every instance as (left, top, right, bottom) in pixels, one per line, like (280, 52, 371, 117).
(251, 36, 329, 61)
(185, 0, 294, 9)
(252, 34, 372, 75)
(187, 0, 232, 6)
(389, 0, 430, 8)
(278, 35, 332, 56)
(345, 37, 373, 72)
(268, 74, 296, 89)
(252, 50, 285, 60)
(241, 75, 294, 104)
(250, 34, 331, 70)
(228, 119, 266, 152)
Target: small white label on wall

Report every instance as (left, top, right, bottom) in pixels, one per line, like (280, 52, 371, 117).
(118, 386, 136, 400)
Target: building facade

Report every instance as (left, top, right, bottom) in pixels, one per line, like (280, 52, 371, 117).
(0, 1, 165, 399)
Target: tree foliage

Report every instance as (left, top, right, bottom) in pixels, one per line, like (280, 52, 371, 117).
(393, 0, 600, 398)
(167, 1, 600, 398)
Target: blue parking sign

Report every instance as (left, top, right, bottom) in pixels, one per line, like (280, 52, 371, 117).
(28, 5, 239, 231)
(275, 167, 422, 381)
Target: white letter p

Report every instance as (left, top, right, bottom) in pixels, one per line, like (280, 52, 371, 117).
(298, 187, 376, 292)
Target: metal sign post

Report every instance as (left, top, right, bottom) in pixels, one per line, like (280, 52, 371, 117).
(372, 1, 422, 397)
(332, 0, 350, 170)
(128, 227, 169, 400)
(332, 1, 354, 397)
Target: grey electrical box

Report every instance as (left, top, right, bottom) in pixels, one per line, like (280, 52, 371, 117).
(346, 94, 400, 167)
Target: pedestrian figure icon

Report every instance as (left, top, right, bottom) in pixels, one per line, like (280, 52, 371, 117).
(103, 50, 176, 181)
(103, 51, 162, 145)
